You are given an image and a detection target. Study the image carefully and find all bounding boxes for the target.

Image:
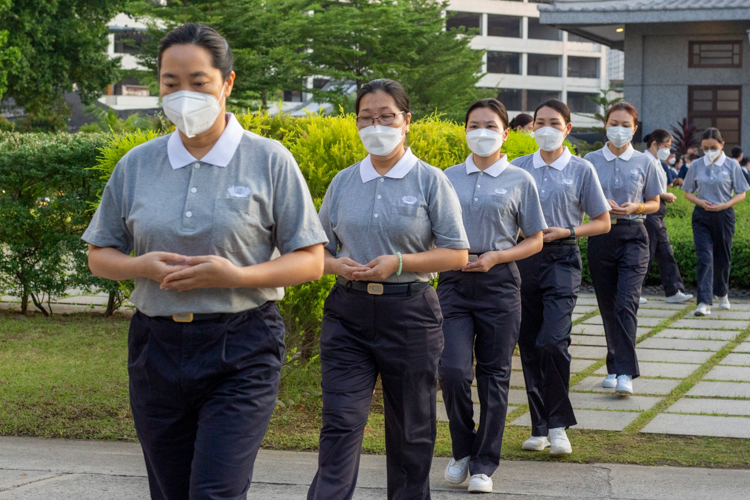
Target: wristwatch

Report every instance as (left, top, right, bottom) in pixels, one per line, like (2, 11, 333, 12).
(568, 226, 576, 239)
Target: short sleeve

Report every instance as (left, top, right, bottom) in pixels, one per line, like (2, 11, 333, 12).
(644, 159, 665, 199)
(517, 177, 547, 236)
(682, 164, 697, 194)
(318, 178, 340, 256)
(732, 163, 750, 195)
(580, 165, 610, 219)
(427, 172, 470, 250)
(82, 163, 134, 255)
(271, 150, 329, 255)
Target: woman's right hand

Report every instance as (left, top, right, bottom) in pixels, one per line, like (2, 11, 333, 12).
(135, 252, 189, 283)
(333, 257, 371, 280)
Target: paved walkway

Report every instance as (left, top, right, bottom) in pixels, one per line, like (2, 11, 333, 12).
(438, 294, 750, 439)
(1, 436, 749, 499)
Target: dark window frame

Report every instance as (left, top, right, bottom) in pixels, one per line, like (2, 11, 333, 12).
(688, 41, 743, 69)
(688, 85, 742, 149)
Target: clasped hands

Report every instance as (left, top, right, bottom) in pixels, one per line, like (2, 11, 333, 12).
(137, 252, 242, 292)
(608, 199, 641, 216)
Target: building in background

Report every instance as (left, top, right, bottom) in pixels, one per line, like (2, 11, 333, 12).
(539, 0, 750, 151)
(446, 0, 609, 129)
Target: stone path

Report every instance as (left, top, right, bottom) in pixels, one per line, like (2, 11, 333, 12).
(438, 293, 750, 439)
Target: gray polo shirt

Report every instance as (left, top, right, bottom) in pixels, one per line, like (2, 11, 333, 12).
(511, 148, 610, 228)
(682, 152, 750, 204)
(444, 154, 547, 253)
(319, 148, 469, 283)
(82, 114, 328, 316)
(585, 144, 664, 220)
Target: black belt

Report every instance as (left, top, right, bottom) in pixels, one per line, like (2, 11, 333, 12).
(336, 276, 430, 295)
(544, 238, 577, 246)
(149, 309, 255, 323)
(611, 218, 645, 225)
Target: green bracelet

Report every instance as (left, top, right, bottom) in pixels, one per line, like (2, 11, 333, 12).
(396, 252, 403, 276)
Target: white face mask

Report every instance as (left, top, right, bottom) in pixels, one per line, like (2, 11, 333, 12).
(656, 147, 671, 161)
(668, 157, 676, 166)
(534, 126, 566, 152)
(703, 148, 722, 162)
(606, 126, 634, 148)
(466, 128, 505, 157)
(358, 125, 405, 156)
(162, 84, 226, 138)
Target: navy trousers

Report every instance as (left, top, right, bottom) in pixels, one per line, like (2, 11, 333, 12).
(128, 303, 285, 500)
(308, 284, 443, 500)
(517, 243, 580, 437)
(437, 263, 521, 476)
(588, 223, 649, 377)
(693, 206, 735, 305)
(644, 202, 686, 297)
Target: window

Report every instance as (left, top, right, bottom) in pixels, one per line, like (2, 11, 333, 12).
(312, 78, 330, 90)
(567, 92, 600, 114)
(527, 90, 561, 111)
(283, 90, 303, 102)
(446, 11, 481, 32)
(528, 54, 561, 77)
(567, 56, 600, 78)
(496, 89, 522, 111)
(689, 41, 742, 68)
(688, 86, 742, 149)
(487, 52, 521, 75)
(527, 17, 560, 41)
(113, 29, 148, 54)
(487, 15, 521, 38)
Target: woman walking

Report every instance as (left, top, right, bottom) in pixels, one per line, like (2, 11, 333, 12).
(438, 99, 546, 493)
(511, 99, 611, 455)
(308, 78, 469, 500)
(83, 24, 328, 499)
(683, 127, 749, 316)
(585, 103, 663, 395)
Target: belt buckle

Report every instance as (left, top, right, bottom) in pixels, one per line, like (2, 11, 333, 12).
(172, 313, 194, 323)
(367, 283, 384, 295)
(468, 254, 479, 262)
(610, 218, 618, 225)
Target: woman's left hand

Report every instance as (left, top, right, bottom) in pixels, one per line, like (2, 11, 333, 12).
(351, 255, 400, 281)
(542, 227, 572, 243)
(705, 201, 727, 212)
(462, 252, 500, 273)
(611, 202, 638, 216)
(160, 255, 242, 291)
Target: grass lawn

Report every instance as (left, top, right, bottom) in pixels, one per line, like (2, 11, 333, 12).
(2, 310, 750, 469)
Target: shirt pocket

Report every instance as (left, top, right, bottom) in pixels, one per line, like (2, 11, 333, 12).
(211, 198, 257, 252)
(628, 169, 645, 193)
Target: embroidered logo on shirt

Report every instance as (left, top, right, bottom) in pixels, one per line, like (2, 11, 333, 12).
(402, 196, 418, 204)
(562, 179, 574, 185)
(227, 186, 251, 198)
(494, 188, 508, 195)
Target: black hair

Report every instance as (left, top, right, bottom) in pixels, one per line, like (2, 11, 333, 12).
(464, 98, 509, 129)
(509, 113, 533, 130)
(702, 127, 724, 143)
(741, 158, 749, 167)
(355, 79, 410, 115)
(533, 99, 571, 125)
(643, 129, 672, 148)
(158, 24, 234, 79)
(731, 146, 743, 159)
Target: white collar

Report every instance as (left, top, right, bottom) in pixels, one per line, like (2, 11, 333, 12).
(359, 148, 418, 183)
(704, 152, 727, 167)
(644, 150, 659, 164)
(167, 113, 245, 169)
(602, 143, 635, 161)
(465, 153, 509, 178)
(532, 148, 572, 171)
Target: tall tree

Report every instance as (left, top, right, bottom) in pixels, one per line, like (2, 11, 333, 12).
(0, 0, 127, 126)
(0, 0, 21, 101)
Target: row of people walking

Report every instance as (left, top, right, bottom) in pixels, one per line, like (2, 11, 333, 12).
(83, 24, 749, 500)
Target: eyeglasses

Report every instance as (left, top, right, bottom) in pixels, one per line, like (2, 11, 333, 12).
(356, 112, 405, 127)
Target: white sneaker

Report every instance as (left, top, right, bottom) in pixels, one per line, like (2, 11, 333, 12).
(602, 374, 617, 388)
(444, 456, 470, 485)
(616, 374, 633, 395)
(468, 474, 493, 493)
(666, 291, 694, 303)
(548, 428, 572, 455)
(694, 303, 711, 316)
(718, 295, 731, 310)
(522, 435, 550, 451)
(639, 297, 648, 305)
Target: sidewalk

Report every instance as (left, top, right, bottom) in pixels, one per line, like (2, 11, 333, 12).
(1, 436, 749, 499)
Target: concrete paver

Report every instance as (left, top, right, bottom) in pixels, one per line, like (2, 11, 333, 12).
(511, 409, 640, 431)
(665, 398, 750, 416)
(569, 345, 608, 359)
(641, 413, 750, 439)
(637, 308, 677, 318)
(671, 319, 750, 330)
(682, 310, 750, 320)
(573, 305, 597, 314)
(637, 337, 728, 352)
(654, 329, 738, 341)
(572, 376, 680, 396)
(635, 348, 713, 364)
(511, 357, 595, 374)
(638, 301, 690, 310)
(584, 315, 662, 327)
(733, 342, 750, 353)
(704, 366, 750, 382)
(594, 362, 697, 379)
(721, 353, 750, 367)
(686, 381, 750, 398)
(571, 334, 607, 347)
(571, 324, 650, 337)
(569, 392, 662, 411)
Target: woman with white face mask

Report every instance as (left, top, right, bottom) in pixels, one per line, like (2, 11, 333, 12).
(511, 100, 611, 456)
(584, 104, 665, 397)
(683, 127, 749, 316)
(438, 99, 546, 493)
(83, 24, 329, 498)
(310, 78, 469, 500)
